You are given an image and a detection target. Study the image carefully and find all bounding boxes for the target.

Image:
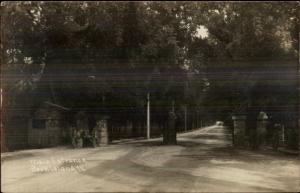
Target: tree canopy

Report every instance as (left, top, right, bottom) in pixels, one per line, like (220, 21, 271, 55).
(1, 2, 298, 121)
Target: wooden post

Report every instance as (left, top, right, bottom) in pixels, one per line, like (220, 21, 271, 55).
(282, 125, 285, 145)
(172, 100, 175, 112)
(147, 93, 150, 139)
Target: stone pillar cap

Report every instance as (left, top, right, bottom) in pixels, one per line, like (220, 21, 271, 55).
(95, 115, 110, 120)
(232, 115, 246, 120)
(257, 111, 268, 120)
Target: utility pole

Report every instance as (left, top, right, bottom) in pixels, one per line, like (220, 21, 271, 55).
(184, 105, 187, 132)
(147, 92, 150, 139)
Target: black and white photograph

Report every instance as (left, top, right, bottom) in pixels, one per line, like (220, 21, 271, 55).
(1, 1, 299, 192)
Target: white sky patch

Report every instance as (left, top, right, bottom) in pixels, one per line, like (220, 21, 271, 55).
(24, 57, 33, 64)
(195, 25, 209, 39)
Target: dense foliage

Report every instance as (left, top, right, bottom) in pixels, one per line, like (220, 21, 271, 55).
(1, 2, 298, 126)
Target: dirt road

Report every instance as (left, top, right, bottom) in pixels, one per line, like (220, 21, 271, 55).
(1, 126, 299, 192)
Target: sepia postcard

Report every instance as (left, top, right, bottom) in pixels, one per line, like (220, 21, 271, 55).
(1, 1, 299, 192)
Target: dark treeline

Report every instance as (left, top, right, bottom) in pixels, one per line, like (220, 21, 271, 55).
(1, 2, 299, 148)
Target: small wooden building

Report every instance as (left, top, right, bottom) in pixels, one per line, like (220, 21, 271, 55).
(28, 101, 70, 147)
(3, 108, 31, 151)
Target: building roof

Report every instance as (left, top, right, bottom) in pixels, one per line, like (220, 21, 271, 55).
(43, 101, 70, 111)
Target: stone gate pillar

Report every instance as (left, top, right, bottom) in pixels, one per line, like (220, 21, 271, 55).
(232, 115, 246, 147)
(100, 119, 109, 146)
(94, 117, 109, 146)
(163, 111, 177, 145)
(256, 111, 268, 148)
